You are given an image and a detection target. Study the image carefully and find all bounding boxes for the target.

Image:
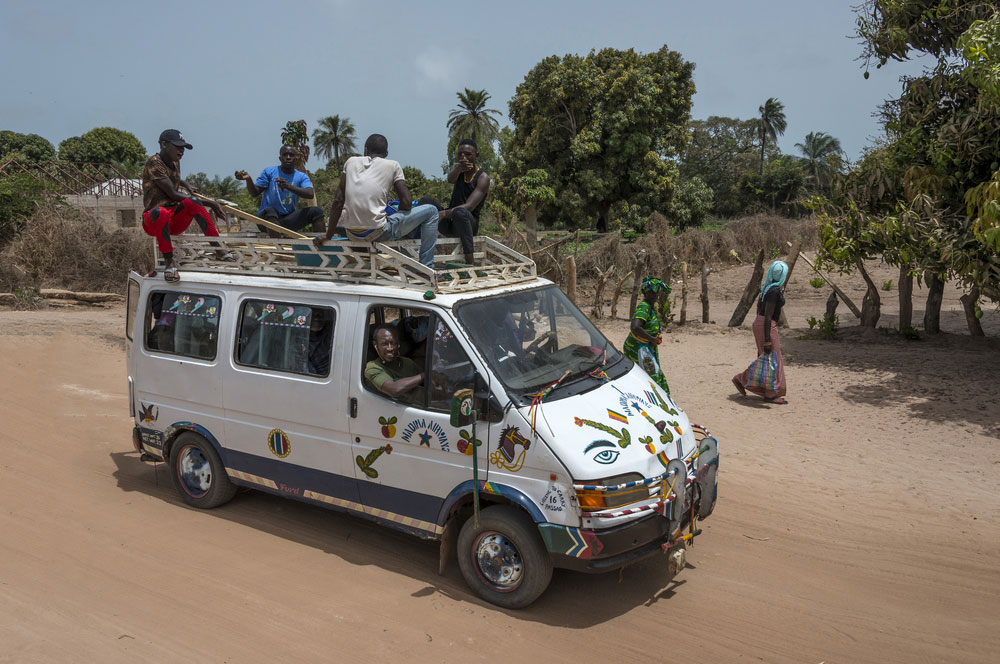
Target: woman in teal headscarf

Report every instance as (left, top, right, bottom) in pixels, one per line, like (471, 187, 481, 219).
(623, 276, 671, 393)
(733, 260, 789, 404)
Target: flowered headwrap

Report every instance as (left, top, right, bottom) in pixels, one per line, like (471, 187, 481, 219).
(760, 260, 789, 301)
(641, 276, 671, 294)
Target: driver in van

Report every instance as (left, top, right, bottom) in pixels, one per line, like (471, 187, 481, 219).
(365, 325, 424, 404)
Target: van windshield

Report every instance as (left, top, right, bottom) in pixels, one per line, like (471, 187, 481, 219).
(455, 285, 624, 395)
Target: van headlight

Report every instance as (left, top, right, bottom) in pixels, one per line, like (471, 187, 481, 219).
(575, 472, 646, 510)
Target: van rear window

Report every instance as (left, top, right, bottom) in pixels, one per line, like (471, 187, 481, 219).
(235, 300, 335, 377)
(145, 291, 222, 360)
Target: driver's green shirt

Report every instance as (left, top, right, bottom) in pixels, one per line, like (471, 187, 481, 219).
(365, 356, 423, 404)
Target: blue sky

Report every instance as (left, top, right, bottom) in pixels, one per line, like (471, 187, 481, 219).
(1, 0, 926, 179)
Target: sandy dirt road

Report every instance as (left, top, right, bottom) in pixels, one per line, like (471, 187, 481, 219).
(1, 270, 998, 663)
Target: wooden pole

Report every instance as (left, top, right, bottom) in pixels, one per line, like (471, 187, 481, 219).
(629, 251, 647, 318)
(727, 248, 766, 327)
(565, 255, 577, 304)
(701, 262, 711, 323)
(610, 270, 634, 320)
(796, 251, 862, 319)
(679, 261, 688, 325)
(592, 265, 616, 319)
(778, 239, 802, 327)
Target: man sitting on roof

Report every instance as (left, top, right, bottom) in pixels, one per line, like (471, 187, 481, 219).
(236, 145, 325, 236)
(313, 134, 439, 269)
(364, 325, 424, 405)
(141, 129, 234, 282)
(418, 138, 490, 265)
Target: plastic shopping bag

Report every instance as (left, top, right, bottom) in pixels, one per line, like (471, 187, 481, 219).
(637, 343, 661, 378)
(746, 352, 778, 392)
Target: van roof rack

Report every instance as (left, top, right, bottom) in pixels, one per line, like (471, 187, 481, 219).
(161, 234, 537, 293)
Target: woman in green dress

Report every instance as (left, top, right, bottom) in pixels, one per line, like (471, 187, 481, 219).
(623, 276, 671, 393)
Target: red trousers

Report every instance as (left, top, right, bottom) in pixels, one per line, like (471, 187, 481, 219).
(142, 198, 220, 255)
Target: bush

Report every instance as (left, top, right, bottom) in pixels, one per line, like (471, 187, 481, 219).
(882, 279, 893, 291)
(0, 173, 49, 246)
(809, 277, 826, 288)
(0, 202, 153, 294)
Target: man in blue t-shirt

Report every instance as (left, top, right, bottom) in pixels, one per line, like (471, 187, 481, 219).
(236, 145, 325, 235)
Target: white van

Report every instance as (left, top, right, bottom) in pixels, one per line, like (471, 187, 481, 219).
(125, 236, 719, 608)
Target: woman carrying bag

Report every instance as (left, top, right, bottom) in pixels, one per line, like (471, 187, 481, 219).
(623, 276, 671, 394)
(733, 260, 789, 404)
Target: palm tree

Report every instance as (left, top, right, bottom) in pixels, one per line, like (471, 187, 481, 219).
(446, 89, 502, 146)
(758, 97, 788, 174)
(795, 131, 844, 192)
(312, 115, 357, 167)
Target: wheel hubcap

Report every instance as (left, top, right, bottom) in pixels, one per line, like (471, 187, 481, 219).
(178, 446, 212, 497)
(474, 532, 524, 590)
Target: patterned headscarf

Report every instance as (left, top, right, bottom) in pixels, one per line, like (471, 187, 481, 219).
(641, 276, 671, 294)
(760, 260, 789, 301)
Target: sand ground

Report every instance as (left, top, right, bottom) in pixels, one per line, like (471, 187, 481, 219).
(1, 258, 997, 663)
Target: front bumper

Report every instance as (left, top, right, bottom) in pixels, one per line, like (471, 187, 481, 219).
(545, 433, 718, 573)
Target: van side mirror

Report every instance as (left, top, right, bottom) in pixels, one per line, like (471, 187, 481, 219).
(450, 388, 475, 427)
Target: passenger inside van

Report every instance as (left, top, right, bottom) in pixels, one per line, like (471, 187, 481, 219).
(364, 325, 424, 404)
(305, 309, 333, 375)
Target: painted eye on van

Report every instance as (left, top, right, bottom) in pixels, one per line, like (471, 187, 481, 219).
(584, 440, 620, 465)
(593, 449, 620, 465)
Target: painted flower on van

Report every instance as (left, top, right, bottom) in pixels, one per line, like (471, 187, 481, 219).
(206, 306, 217, 316)
(258, 303, 276, 321)
(268, 428, 291, 458)
(378, 415, 398, 438)
(490, 426, 530, 472)
(456, 429, 482, 455)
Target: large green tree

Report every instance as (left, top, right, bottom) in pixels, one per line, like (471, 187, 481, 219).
(757, 98, 787, 175)
(0, 131, 56, 163)
(679, 116, 764, 217)
(312, 115, 357, 167)
(507, 46, 695, 230)
(447, 89, 502, 147)
(57, 127, 146, 165)
(820, 1, 1000, 336)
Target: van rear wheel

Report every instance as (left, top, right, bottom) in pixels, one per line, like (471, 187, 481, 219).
(168, 432, 236, 509)
(456, 505, 552, 609)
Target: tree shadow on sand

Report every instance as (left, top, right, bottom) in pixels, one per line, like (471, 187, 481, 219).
(110, 451, 691, 626)
(782, 329, 1000, 436)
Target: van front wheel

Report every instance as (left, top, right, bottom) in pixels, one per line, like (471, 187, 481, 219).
(169, 432, 236, 509)
(456, 506, 552, 609)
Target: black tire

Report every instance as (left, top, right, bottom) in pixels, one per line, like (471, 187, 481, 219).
(168, 432, 237, 509)
(456, 505, 553, 609)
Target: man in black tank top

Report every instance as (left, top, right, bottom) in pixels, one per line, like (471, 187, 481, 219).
(418, 139, 490, 265)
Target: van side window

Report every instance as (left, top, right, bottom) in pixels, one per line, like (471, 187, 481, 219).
(236, 300, 335, 377)
(145, 291, 221, 360)
(362, 305, 475, 412)
(126, 279, 139, 341)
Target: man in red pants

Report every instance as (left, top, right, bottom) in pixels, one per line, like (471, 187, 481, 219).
(141, 129, 233, 282)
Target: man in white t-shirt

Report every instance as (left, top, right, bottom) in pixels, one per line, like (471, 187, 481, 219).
(314, 134, 439, 268)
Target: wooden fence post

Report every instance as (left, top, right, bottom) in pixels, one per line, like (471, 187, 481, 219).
(679, 261, 688, 325)
(565, 255, 577, 304)
(610, 270, 634, 320)
(727, 249, 766, 327)
(701, 263, 711, 323)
